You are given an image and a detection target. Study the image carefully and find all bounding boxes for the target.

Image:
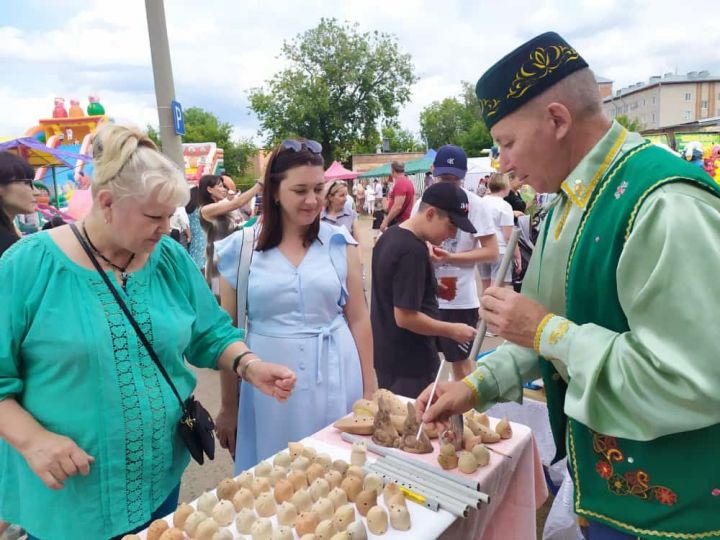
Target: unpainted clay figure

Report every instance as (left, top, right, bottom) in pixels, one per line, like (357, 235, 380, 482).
(352, 398, 378, 418)
(255, 491, 277, 517)
(362, 473, 383, 495)
(340, 475, 363, 502)
(307, 462, 326, 484)
(292, 456, 312, 472)
(212, 499, 237, 526)
(211, 529, 234, 540)
(274, 478, 295, 504)
(389, 504, 411, 531)
(346, 520, 368, 540)
(197, 491, 219, 514)
(303, 447, 318, 460)
(217, 477, 239, 500)
(172, 502, 194, 529)
(332, 415, 374, 435)
(250, 517, 273, 540)
(371, 389, 406, 416)
(277, 501, 298, 527)
(288, 469, 309, 491)
(237, 471, 254, 490)
(371, 397, 401, 448)
(235, 507, 258, 534)
(495, 417, 513, 439)
(312, 497, 335, 521)
(310, 478, 331, 501)
(366, 506, 389, 535)
(331, 460, 349, 476)
(269, 466, 288, 487)
(274, 452, 292, 468)
(233, 487, 255, 511)
(400, 402, 433, 454)
(255, 460, 272, 478)
(300, 535, 317, 540)
(288, 442, 305, 460)
(355, 489, 377, 516)
(382, 482, 400, 507)
(324, 470, 343, 490)
(271, 526, 294, 540)
(183, 510, 208, 536)
(329, 533, 349, 540)
(458, 451, 479, 474)
(195, 517, 220, 540)
(291, 488, 313, 512)
(332, 503, 356, 532)
(437, 443, 459, 470)
(387, 493, 406, 509)
(345, 466, 365, 481)
(472, 444, 491, 467)
(147, 520, 169, 540)
(314, 453, 332, 471)
(328, 486, 348, 509)
(158, 528, 184, 540)
(295, 511, 320, 536)
(350, 441, 367, 466)
(315, 519, 337, 540)
(252, 477, 271, 497)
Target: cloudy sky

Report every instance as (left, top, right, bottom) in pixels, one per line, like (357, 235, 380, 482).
(2, 0, 719, 144)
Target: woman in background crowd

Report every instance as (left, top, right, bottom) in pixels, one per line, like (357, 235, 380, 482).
(321, 179, 359, 241)
(0, 152, 38, 257)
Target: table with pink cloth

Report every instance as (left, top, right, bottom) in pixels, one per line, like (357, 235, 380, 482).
(312, 414, 548, 540)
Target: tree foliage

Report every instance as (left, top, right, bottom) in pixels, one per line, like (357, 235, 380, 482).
(147, 107, 257, 178)
(352, 123, 424, 154)
(615, 114, 644, 132)
(419, 81, 492, 155)
(248, 18, 417, 164)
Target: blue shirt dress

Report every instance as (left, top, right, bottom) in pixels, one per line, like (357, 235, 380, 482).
(187, 208, 206, 270)
(216, 222, 363, 472)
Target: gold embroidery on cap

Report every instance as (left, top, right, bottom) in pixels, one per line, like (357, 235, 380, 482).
(507, 45, 580, 100)
(478, 98, 501, 118)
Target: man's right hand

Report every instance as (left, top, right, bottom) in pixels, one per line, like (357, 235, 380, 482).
(448, 323, 477, 344)
(21, 430, 94, 490)
(215, 407, 238, 458)
(415, 380, 478, 432)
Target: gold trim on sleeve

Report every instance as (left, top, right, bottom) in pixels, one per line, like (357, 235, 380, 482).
(534, 313, 556, 353)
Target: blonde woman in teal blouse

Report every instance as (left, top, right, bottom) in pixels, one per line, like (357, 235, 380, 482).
(0, 125, 296, 539)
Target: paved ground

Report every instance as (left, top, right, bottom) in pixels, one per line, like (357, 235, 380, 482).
(178, 214, 551, 536)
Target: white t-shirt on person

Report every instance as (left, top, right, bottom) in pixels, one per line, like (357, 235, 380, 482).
(481, 195, 514, 254)
(411, 187, 495, 309)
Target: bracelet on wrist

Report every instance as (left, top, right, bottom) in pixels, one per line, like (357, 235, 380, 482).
(232, 351, 255, 375)
(239, 358, 261, 381)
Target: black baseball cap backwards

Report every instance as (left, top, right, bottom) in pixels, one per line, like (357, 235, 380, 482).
(421, 182, 476, 234)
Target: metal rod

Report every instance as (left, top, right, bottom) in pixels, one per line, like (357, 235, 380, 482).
(381, 455, 490, 506)
(416, 358, 446, 439)
(469, 228, 521, 361)
(340, 432, 480, 490)
(368, 463, 469, 519)
(374, 458, 487, 509)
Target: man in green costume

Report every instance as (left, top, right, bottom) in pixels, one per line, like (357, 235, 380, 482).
(416, 31, 720, 540)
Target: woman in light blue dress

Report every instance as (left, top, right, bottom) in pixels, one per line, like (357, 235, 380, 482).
(215, 139, 377, 471)
(186, 186, 206, 271)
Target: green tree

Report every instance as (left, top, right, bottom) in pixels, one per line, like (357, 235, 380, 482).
(248, 18, 417, 164)
(419, 81, 492, 154)
(146, 107, 257, 178)
(352, 124, 423, 154)
(615, 114, 643, 132)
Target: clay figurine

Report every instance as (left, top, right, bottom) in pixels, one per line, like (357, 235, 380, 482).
(328, 486, 348, 509)
(315, 519, 337, 540)
(351, 398, 378, 417)
(172, 502, 194, 529)
(292, 456, 312, 472)
(437, 443, 459, 470)
(255, 491, 277, 517)
(340, 475, 363, 502)
(255, 460, 272, 477)
(331, 460, 349, 476)
(312, 497, 335, 521)
(362, 473, 383, 495)
(274, 452, 292, 468)
(291, 488, 313, 512)
(389, 504, 411, 531)
(350, 441, 367, 466)
(330, 533, 349, 540)
(183, 510, 208, 536)
(147, 520, 168, 540)
(387, 493, 406, 509)
(477, 424, 501, 444)
(458, 451, 478, 474)
(288, 442, 305, 460)
(197, 491, 219, 514)
(237, 471, 254, 490)
(346, 520, 368, 540)
(332, 415, 374, 435)
(252, 477, 271, 497)
(295, 511, 320, 536)
(366, 505, 389, 535)
(211, 530, 233, 540)
(235, 507, 258, 534)
(274, 478, 295, 504)
(277, 501, 298, 527)
(495, 417, 513, 439)
(271, 526, 294, 540)
(371, 397, 401, 448)
(288, 469, 309, 490)
(324, 470, 343, 490)
(195, 518, 219, 540)
(472, 444, 491, 467)
(345, 466, 365, 481)
(371, 389, 406, 416)
(233, 487, 255, 511)
(269, 466, 288, 487)
(310, 478, 330, 501)
(355, 489, 377, 516)
(158, 528, 184, 540)
(314, 453, 332, 471)
(250, 517, 273, 540)
(307, 462, 326, 484)
(399, 402, 433, 454)
(382, 482, 400, 506)
(332, 503, 356, 532)
(212, 499, 236, 526)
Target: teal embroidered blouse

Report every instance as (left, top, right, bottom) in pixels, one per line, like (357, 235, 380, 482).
(0, 233, 243, 539)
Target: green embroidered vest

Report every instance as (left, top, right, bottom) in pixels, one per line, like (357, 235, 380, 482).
(540, 142, 720, 539)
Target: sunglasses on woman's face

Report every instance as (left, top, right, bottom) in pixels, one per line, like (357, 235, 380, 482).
(13, 178, 34, 187)
(280, 139, 322, 154)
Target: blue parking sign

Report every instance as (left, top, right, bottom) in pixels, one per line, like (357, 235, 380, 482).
(170, 100, 185, 136)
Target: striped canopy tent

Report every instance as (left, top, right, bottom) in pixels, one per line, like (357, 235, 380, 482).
(324, 161, 359, 181)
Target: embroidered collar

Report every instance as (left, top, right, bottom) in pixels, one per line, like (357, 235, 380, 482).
(560, 121, 627, 209)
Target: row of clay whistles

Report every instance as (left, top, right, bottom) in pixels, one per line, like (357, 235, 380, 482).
(463, 413, 512, 450)
(438, 442, 492, 474)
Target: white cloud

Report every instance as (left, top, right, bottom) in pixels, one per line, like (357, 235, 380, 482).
(1, 0, 719, 144)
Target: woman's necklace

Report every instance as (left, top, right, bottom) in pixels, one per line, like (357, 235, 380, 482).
(82, 223, 136, 287)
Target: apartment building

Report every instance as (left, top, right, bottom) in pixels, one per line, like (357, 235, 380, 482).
(602, 71, 720, 130)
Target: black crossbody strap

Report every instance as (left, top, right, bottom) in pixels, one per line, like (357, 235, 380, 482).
(70, 224, 187, 412)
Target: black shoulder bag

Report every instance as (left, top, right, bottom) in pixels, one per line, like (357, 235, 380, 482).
(70, 224, 215, 464)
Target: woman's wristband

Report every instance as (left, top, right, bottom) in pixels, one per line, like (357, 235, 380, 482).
(239, 358, 261, 381)
(232, 351, 255, 375)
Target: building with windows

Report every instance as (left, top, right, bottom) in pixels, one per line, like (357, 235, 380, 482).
(602, 71, 720, 130)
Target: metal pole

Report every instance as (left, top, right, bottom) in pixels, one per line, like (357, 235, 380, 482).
(144, 0, 184, 168)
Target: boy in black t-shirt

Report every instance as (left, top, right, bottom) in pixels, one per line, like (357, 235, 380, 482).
(370, 182, 478, 398)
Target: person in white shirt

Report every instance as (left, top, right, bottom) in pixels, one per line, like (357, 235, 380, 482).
(169, 205, 191, 249)
(477, 173, 521, 290)
(410, 145, 499, 379)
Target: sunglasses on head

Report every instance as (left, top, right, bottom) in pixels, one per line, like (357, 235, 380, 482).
(280, 139, 322, 154)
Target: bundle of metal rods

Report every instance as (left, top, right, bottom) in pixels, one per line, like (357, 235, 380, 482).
(342, 433, 490, 519)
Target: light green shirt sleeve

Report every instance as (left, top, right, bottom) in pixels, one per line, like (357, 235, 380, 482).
(538, 183, 720, 440)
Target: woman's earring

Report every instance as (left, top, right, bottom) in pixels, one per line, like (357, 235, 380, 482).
(275, 200, 280, 205)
